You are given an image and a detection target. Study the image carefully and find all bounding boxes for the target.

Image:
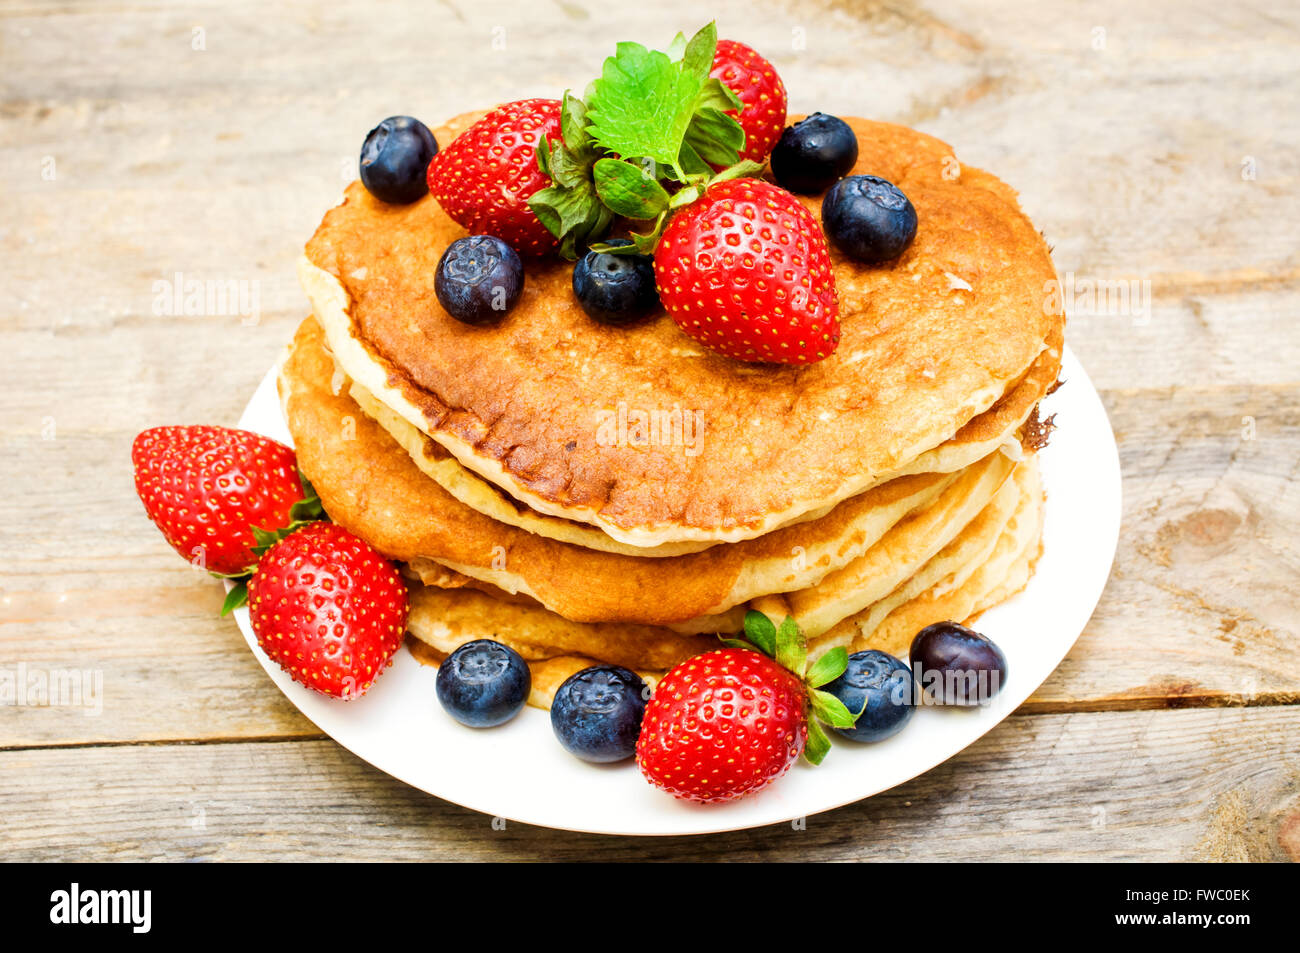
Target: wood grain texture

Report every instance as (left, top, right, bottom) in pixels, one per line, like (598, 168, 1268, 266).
(0, 0, 1296, 858)
(2, 707, 1297, 861)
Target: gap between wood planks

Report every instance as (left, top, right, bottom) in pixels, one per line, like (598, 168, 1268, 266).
(5, 699, 1298, 753)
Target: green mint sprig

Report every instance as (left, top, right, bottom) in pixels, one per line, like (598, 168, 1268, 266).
(528, 21, 762, 259)
(720, 610, 864, 766)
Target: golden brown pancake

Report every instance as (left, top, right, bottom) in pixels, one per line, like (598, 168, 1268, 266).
(281, 316, 1019, 628)
(346, 315, 1061, 555)
(808, 457, 1043, 659)
(301, 114, 1062, 547)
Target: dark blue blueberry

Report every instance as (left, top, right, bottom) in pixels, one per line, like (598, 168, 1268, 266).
(435, 639, 531, 728)
(909, 621, 1007, 706)
(770, 112, 859, 195)
(434, 235, 524, 326)
(550, 665, 647, 763)
(359, 116, 438, 204)
(571, 240, 660, 325)
(821, 174, 918, 264)
(823, 650, 915, 743)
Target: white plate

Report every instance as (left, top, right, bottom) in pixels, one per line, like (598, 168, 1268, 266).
(232, 346, 1120, 835)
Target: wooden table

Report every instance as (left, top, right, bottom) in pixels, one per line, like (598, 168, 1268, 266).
(2, 0, 1297, 861)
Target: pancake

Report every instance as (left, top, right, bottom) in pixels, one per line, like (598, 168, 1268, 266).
(348, 315, 1062, 553)
(751, 451, 1018, 638)
(809, 457, 1043, 660)
(405, 583, 712, 673)
(402, 457, 1042, 710)
(301, 113, 1062, 547)
(281, 316, 1009, 628)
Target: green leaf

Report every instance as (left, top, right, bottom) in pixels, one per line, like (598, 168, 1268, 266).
(528, 181, 613, 259)
(666, 31, 688, 61)
(681, 21, 718, 82)
(535, 138, 552, 177)
(710, 158, 767, 184)
(683, 106, 744, 167)
(668, 183, 703, 209)
(804, 718, 832, 766)
(676, 141, 713, 178)
(587, 41, 705, 166)
(717, 637, 754, 650)
(593, 158, 671, 219)
(559, 91, 593, 158)
(695, 75, 741, 113)
(220, 581, 248, 617)
(806, 646, 849, 688)
(810, 689, 859, 729)
(775, 615, 806, 677)
(742, 610, 777, 657)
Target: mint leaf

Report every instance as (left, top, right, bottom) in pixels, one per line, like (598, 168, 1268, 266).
(593, 158, 670, 219)
(531, 23, 756, 257)
(806, 646, 849, 688)
(587, 42, 704, 167)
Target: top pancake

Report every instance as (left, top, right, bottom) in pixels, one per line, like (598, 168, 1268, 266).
(302, 114, 1061, 546)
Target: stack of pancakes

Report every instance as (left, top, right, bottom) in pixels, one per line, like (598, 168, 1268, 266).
(281, 114, 1064, 709)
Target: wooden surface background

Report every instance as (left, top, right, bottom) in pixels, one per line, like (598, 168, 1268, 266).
(2, 0, 1297, 861)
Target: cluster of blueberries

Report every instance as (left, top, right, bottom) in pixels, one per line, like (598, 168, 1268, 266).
(358, 112, 920, 329)
(435, 621, 1007, 763)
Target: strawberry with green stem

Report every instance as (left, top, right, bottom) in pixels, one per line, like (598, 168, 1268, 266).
(530, 24, 841, 365)
(636, 610, 860, 804)
(131, 425, 324, 614)
(720, 610, 861, 766)
(528, 21, 763, 257)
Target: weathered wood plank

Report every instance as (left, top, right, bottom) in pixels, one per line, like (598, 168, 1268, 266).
(1, 707, 1296, 860)
(0, 0, 1298, 858)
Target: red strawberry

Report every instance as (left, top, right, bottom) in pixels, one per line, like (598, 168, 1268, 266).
(132, 425, 304, 576)
(655, 177, 840, 365)
(711, 39, 787, 164)
(247, 522, 408, 699)
(637, 647, 808, 803)
(426, 98, 562, 256)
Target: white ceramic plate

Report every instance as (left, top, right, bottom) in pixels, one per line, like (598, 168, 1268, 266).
(232, 345, 1120, 835)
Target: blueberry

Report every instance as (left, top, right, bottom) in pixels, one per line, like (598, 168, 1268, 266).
(909, 621, 1007, 706)
(359, 116, 438, 204)
(434, 235, 524, 326)
(822, 650, 915, 742)
(770, 113, 859, 195)
(435, 639, 531, 727)
(571, 240, 659, 325)
(550, 665, 647, 763)
(822, 174, 918, 264)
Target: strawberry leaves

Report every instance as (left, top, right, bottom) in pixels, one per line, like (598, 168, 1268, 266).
(217, 472, 327, 618)
(723, 610, 863, 765)
(528, 21, 750, 259)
